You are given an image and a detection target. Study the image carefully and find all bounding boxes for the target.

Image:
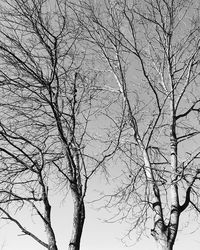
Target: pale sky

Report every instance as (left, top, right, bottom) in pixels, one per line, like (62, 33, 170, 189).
(0, 1, 200, 250)
(0, 164, 200, 250)
(1, 187, 200, 250)
(1, 204, 200, 250)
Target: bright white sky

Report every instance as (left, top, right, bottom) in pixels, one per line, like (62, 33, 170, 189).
(1, 207, 200, 250)
(0, 163, 199, 250)
(1, 187, 200, 250)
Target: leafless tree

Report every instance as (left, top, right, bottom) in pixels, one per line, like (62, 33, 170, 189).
(75, 0, 200, 249)
(0, 0, 118, 250)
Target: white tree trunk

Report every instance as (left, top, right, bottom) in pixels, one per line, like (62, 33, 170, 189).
(69, 188, 85, 250)
(155, 235, 173, 250)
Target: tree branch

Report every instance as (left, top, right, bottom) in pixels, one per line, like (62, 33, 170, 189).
(0, 208, 48, 248)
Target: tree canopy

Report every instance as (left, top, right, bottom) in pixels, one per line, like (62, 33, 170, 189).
(0, 1, 200, 250)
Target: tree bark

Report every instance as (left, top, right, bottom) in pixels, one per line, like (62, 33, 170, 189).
(156, 241, 173, 250)
(45, 223, 58, 250)
(43, 189, 58, 250)
(152, 228, 174, 250)
(69, 189, 85, 250)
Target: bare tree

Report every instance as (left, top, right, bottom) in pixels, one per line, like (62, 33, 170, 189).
(75, 0, 200, 249)
(0, 0, 118, 249)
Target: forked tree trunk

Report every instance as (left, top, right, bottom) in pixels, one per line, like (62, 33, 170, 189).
(69, 189, 85, 250)
(152, 209, 179, 250)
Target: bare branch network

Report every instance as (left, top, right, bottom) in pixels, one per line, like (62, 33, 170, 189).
(0, 1, 200, 250)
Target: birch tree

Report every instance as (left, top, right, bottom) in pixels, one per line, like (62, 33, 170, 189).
(0, 0, 117, 249)
(76, 0, 200, 249)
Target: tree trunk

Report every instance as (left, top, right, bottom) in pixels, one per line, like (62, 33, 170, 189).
(157, 244, 173, 250)
(151, 220, 176, 250)
(156, 241, 173, 250)
(155, 234, 173, 250)
(152, 209, 178, 250)
(47, 243, 58, 250)
(41, 181, 58, 250)
(69, 191, 85, 250)
(46, 228, 58, 250)
(45, 205, 58, 250)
